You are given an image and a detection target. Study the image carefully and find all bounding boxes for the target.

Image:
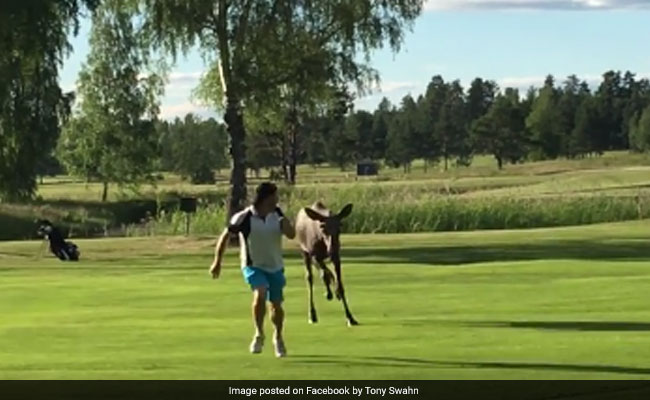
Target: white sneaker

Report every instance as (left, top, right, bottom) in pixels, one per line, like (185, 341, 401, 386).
(250, 335, 264, 354)
(273, 338, 287, 358)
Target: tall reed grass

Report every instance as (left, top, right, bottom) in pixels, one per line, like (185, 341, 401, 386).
(128, 190, 648, 236)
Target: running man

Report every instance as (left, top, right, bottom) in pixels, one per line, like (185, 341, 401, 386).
(209, 182, 296, 357)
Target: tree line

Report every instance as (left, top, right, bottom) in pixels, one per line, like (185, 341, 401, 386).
(279, 71, 650, 173)
(151, 69, 650, 187)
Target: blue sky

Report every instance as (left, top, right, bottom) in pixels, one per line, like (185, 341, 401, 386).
(60, 0, 650, 120)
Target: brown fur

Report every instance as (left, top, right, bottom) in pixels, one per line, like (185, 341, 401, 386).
(296, 202, 331, 257)
(295, 202, 358, 326)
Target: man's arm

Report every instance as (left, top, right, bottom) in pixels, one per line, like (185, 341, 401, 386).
(277, 208, 296, 239)
(211, 209, 247, 279)
(209, 228, 230, 279)
(281, 218, 296, 239)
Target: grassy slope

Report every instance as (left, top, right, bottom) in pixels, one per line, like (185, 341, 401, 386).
(2, 221, 650, 379)
(4, 152, 650, 240)
(31, 152, 650, 201)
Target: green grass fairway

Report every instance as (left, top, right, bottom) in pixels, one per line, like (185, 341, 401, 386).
(3, 221, 650, 379)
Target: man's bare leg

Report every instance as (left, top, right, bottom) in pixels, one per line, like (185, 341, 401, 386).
(250, 287, 267, 353)
(270, 301, 286, 357)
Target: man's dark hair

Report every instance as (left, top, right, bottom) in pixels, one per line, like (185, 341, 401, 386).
(253, 182, 278, 207)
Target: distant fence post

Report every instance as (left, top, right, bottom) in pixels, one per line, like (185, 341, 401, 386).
(179, 197, 197, 236)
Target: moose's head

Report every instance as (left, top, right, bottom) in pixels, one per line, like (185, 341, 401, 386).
(304, 204, 353, 239)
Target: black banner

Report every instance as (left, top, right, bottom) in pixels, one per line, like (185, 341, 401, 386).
(3, 381, 650, 400)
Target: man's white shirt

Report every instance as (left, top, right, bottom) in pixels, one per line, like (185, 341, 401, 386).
(228, 206, 284, 272)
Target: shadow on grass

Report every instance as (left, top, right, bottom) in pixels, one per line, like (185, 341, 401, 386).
(396, 319, 650, 333)
(340, 239, 650, 266)
(290, 354, 650, 376)
(90, 238, 650, 267)
(463, 320, 650, 332)
(6, 238, 650, 267)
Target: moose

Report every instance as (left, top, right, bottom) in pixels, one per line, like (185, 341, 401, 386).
(295, 202, 358, 326)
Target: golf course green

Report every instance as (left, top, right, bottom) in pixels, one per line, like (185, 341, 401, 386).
(2, 220, 650, 379)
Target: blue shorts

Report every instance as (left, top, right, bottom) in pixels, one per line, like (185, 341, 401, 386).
(242, 266, 286, 303)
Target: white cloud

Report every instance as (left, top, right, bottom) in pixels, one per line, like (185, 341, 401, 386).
(498, 76, 546, 89)
(159, 102, 217, 121)
(496, 74, 599, 92)
(354, 97, 380, 110)
(61, 82, 76, 93)
(355, 80, 425, 110)
(168, 71, 203, 82)
(166, 71, 204, 93)
(424, 0, 650, 11)
(160, 71, 209, 118)
(498, 72, 650, 92)
(375, 80, 420, 93)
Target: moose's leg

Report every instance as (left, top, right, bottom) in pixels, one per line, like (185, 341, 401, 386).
(315, 259, 335, 301)
(303, 252, 318, 324)
(331, 256, 359, 326)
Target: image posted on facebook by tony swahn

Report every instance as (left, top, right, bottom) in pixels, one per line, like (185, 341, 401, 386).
(3, 1, 650, 399)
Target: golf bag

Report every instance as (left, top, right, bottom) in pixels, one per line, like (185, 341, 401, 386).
(36, 220, 80, 261)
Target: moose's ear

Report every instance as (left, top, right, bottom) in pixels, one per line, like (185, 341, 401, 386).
(338, 204, 353, 219)
(304, 208, 327, 222)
